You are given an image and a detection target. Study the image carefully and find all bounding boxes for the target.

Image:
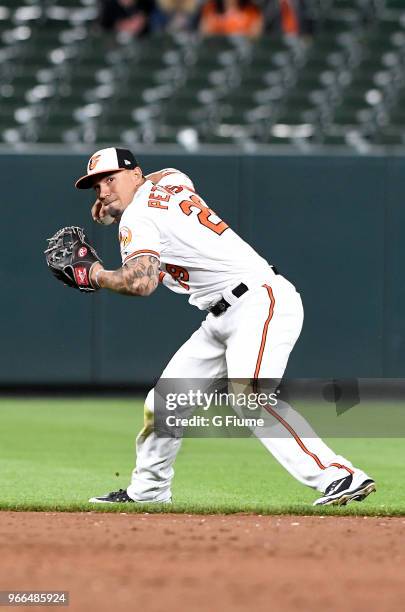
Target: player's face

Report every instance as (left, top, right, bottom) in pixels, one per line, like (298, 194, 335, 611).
(93, 168, 143, 220)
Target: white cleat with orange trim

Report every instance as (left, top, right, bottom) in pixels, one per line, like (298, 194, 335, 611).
(313, 471, 376, 506)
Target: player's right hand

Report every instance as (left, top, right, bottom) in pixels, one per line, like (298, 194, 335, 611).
(91, 199, 102, 222)
(92, 199, 115, 225)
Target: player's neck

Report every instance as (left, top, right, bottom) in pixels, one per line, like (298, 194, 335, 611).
(132, 177, 147, 198)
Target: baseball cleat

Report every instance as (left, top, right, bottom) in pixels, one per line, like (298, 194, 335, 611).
(313, 472, 376, 506)
(88, 488, 172, 504)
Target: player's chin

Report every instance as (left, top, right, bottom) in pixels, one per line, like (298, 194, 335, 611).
(106, 203, 122, 218)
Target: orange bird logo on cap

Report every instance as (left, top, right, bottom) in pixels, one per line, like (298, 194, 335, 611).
(88, 155, 101, 171)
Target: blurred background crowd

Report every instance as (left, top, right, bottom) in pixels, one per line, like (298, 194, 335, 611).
(98, 0, 314, 39)
(1, 0, 405, 150)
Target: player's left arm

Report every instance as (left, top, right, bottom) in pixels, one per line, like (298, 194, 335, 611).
(144, 169, 167, 184)
(90, 255, 159, 296)
(146, 168, 195, 191)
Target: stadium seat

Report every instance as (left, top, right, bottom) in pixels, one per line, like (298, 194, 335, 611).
(331, 101, 373, 126)
(95, 124, 140, 145)
(1, 0, 403, 149)
(199, 130, 237, 144)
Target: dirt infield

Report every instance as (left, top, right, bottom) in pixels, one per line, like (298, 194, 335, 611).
(1, 512, 404, 612)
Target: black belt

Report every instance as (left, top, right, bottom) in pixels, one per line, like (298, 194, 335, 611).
(208, 283, 249, 317)
(208, 267, 279, 317)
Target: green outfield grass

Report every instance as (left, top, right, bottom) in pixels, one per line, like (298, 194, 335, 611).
(0, 398, 404, 515)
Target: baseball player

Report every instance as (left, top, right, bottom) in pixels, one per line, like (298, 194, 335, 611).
(47, 147, 376, 506)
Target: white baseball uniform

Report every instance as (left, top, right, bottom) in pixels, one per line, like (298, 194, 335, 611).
(118, 169, 359, 502)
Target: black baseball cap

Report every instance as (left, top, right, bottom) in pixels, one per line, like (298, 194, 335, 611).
(75, 147, 139, 189)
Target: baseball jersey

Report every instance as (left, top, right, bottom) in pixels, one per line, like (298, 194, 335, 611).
(118, 168, 274, 310)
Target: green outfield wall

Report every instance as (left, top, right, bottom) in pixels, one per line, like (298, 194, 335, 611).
(1, 150, 404, 385)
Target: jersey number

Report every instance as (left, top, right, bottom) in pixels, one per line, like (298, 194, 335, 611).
(165, 264, 190, 290)
(179, 194, 229, 236)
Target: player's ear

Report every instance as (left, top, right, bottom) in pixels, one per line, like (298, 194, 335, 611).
(130, 166, 143, 185)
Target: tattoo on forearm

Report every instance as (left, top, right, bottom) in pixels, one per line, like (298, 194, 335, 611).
(100, 255, 160, 296)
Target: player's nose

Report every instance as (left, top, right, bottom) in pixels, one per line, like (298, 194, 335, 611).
(98, 185, 110, 200)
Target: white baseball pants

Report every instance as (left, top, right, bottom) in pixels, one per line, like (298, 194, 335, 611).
(127, 274, 356, 502)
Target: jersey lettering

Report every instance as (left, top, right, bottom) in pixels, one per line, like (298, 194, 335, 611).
(148, 200, 168, 209)
(148, 185, 170, 209)
(164, 185, 184, 195)
(179, 194, 229, 236)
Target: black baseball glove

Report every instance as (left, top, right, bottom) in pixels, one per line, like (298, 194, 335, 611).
(44, 226, 102, 292)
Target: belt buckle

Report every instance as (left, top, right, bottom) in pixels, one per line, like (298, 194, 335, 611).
(209, 283, 249, 317)
(209, 298, 229, 317)
(215, 300, 228, 314)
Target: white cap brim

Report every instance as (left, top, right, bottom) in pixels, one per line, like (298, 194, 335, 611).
(75, 167, 126, 190)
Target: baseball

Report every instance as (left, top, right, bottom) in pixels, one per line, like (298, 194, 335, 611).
(97, 214, 115, 226)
